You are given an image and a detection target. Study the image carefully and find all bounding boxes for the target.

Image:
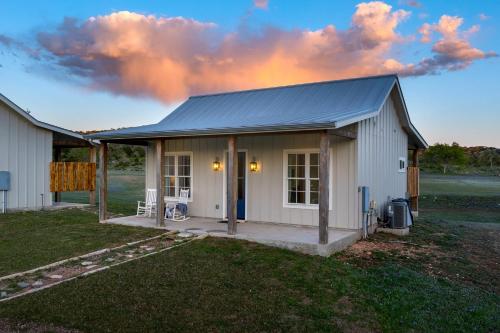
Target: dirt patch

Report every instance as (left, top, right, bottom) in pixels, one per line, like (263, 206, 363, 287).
(343, 239, 441, 260)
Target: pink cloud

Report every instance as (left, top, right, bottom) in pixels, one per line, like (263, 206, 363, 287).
(254, 0, 268, 9)
(6, 2, 493, 103)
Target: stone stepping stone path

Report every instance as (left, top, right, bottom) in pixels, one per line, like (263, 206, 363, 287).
(0, 231, 196, 301)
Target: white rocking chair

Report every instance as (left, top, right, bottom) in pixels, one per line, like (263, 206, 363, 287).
(165, 189, 190, 221)
(137, 189, 157, 217)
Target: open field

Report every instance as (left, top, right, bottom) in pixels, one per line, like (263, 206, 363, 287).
(421, 173, 500, 197)
(0, 172, 498, 332)
(59, 170, 145, 216)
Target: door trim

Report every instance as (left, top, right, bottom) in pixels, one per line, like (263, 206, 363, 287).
(222, 149, 248, 221)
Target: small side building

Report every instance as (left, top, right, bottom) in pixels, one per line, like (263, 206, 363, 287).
(0, 93, 93, 211)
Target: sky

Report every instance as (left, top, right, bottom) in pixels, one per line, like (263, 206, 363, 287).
(0, 0, 498, 147)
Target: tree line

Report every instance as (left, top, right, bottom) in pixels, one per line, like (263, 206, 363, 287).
(419, 143, 500, 175)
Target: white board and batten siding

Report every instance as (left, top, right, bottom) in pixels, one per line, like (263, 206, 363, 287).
(357, 94, 408, 223)
(0, 102, 53, 209)
(146, 132, 359, 229)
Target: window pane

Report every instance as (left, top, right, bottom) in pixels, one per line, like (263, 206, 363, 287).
(288, 154, 296, 166)
(178, 165, 190, 176)
(288, 166, 297, 178)
(310, 192, 319, 204)
(297, 166, 305, 178)
(178, 155, 190, 166)
(297, 179, 305, 192)
(288, 179, 297, 191)
(310, 166, 318, 179)
(178, 177, 190, 188)
(288, 191, 297, 203)
(310, 153, 319, 166)
(310, 179, 319, 192)
(165, 155, 175, 166)
(297, 191, 306, 204)
(297, 154, 305, 165)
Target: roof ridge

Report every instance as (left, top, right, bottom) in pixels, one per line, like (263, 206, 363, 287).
(189, 74, 397, 99)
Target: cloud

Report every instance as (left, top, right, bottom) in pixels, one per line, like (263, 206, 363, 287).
(5, 2, 497, 103)
(478, 13, 489, 21)
(393, 15, 497, 76)
(399, 0, 422, 8)
(254, 0, 268, 9)
(0, 34, 39, 58)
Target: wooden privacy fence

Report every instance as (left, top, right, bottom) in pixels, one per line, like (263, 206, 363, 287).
(407, 166, 419, 198)
(50, 162, 96, 192)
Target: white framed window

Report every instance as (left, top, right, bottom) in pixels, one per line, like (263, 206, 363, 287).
(164, 152, 193, 200)
(398, 157, 406, 173)
(283, 149, 331, 209)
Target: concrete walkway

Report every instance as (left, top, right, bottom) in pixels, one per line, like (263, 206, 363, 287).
(105, 216, 360, 256)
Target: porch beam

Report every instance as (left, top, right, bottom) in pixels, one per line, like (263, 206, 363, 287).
(98, 142, 108, 222)
(327, 126, 357, 139)
(319, 131, 330, 244)
(155, 139, 165, 227)
(227, 135, 238, 235)
(89, 146, 97, 206)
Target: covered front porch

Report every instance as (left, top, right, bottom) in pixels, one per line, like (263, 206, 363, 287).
(97, 128, 358, 251)
(104, 215, 359, 256)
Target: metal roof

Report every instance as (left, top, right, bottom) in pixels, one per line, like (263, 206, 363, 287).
(90, 74, 427, 148)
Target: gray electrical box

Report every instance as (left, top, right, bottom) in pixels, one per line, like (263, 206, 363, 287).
(361, 186, 369, 213)
(0, 171, 10, 191)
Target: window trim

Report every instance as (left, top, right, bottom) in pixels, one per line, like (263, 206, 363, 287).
(398, 157, 406, 173)
(164, 151, 193, 202)
(282, 149, 333, 210)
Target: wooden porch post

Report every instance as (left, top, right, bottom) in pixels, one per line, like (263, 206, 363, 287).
(54, 147, 62, 202)
(411, 149, 420, 212)
(89, 146, 97, 206)
(412, 149, 419, 167)
(319, 131, 330, 244)
(155, 139, 165, 227)
(227, 135, 238, 235)
(98, 142, 108, 222)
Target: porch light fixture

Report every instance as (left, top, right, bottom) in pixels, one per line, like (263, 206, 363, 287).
(212, 159, 221, 171)
(249, 159, 258, 172)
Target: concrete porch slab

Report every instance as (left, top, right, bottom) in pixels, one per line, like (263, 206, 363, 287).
(104, 216, 360, 256)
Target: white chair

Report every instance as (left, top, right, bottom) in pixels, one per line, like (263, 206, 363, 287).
(137, 189, 157, 217)
(165, 189, 190, 221)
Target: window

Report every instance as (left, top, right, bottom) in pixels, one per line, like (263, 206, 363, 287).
(398, 157, 406, 173)
(164, 152, 192, 199)
(285, 151, 321, 206)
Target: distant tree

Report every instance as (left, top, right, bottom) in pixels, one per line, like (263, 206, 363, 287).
(421, 142, 468, 174)
(478, 148, 499, 169)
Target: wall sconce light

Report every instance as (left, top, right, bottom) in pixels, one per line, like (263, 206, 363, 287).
(212, 159, 221, 171)
(249, 159, 258, 172)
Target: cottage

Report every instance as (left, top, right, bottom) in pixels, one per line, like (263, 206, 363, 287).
(0, 94, 94, 211)
(91, 75, 427, 255)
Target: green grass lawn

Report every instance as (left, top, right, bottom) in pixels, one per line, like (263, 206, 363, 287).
(0, 232, 498, 332)
(0, 209, 163, 276)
